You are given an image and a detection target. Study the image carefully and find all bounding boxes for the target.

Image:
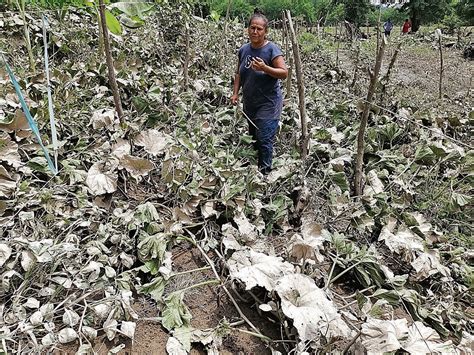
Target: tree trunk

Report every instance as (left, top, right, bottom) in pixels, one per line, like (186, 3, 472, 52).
(98, 0, 124, 123)
(354, 36, 387, 196)
(285, 10, 308, 159)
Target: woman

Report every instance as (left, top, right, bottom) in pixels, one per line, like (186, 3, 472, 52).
(402, 19, 411, 34)
(231, 9, 288, 175)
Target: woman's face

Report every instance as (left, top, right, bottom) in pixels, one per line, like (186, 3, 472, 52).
(248, 18, 267, 45)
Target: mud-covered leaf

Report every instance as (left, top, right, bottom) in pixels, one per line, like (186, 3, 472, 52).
(86, 161, 117, 195)
(134, 129, 173, 155)
(120, 154, 154, 179)
(275, 274, 351, 341)
(228, 249, 294, 291)
(58, 327, 78, 343)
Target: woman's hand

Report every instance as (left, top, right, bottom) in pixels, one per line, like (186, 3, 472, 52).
(251, 57, 267, 72)
(230, 94, 239, 105)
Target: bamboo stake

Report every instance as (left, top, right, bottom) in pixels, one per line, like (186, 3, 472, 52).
(98, 0, 124, 124)
(285, 10, 308, 159)
(355, 35, 387, 196)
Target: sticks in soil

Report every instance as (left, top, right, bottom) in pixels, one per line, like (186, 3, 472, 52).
(284, 10, 308, 159)
(354, 35, 387, 196)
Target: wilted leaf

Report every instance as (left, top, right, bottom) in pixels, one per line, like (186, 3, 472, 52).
(233, 212, 258, 242)
(86, 161, 117, 195)
(120, 154, 154, 179)
(275, 274, 351, 341)
(166, 336, 187, 355)
(63, 309, 80, 326)
(134, 129, 173, 155)
(0, 166, 16, 198)
(104, 318, 118, 341)
(162, 291, 192, 331)
(0, 243, 12, 267)
(120, 321, 136, 339)
(58, 328, 78, 344)
(90, 109, 116, 129)
(82, 326, 97, 340)
(411, 250, 450, 281)
(0, 133, 21, 167)
(379, 218, 424, 257)
(361, 317, 409, 354)
(228, 249, 295, 291)
(403, 321, 454, 354)
(112, 138, 131, 158)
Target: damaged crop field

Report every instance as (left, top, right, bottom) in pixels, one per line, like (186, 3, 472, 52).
(0, 1, 472, 354)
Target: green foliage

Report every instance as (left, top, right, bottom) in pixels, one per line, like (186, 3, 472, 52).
(441, 11, 463, 33)
(402, 0, 451, 32)
(455, 0, 474, 25)
(299, 31, 320, 54)
(366, 6, 408, 26)
(342, 0, 370, 26)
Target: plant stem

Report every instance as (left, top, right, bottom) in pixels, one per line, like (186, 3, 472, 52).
(178, 279, 220, 294)
(329, 260, 364, 285)
(98, 0, 124, 124)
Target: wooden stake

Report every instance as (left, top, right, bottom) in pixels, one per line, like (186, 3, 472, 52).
(98, 0, 124, 124)
(182, 22, 190, 90)
(437, 30, 444, 100)
(281, 12, 292, 100)
(354, 36, 387, 196)
(285, 10, 308, 159)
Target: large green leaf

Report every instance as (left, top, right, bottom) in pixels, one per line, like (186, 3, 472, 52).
(105, 9, 122, 35)
(109, 1, 154, 18)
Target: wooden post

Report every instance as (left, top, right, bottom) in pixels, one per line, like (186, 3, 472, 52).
(351, 42, 360, 89)
(437, 29, 443, 100)
(381, 42, 402, 95)
(223, 0, 233, 36)
(182, 22, 190, 90)
(98, 0, 124, 123)
(282, 12, 292, 100)
(335, 22, 340, 67)
(285, 10, 308, 159)
(354, 35, 387, 196)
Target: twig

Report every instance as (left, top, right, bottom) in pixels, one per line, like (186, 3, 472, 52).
(343, 330, 361, 354)
(184, 228, 266, 339)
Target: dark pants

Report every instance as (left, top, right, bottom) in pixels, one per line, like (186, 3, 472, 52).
(248, 118, 279, 174)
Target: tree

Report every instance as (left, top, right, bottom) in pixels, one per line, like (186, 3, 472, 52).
(343, 0, 370, 27)
(456, 0, 474, 26)
(402, 0, 450, 32)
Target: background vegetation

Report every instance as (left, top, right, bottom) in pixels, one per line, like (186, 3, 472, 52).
(10, 0, 473, 31)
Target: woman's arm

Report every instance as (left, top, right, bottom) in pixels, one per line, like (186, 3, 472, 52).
(231, 61, 240, 105)
(252, 55, 288, 79)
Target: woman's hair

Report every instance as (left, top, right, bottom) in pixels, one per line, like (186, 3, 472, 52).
(248, 8, 268, 28)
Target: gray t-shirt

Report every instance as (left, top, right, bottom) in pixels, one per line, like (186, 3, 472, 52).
(238, 41, 283, 120)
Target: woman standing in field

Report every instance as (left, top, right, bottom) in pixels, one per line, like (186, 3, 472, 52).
(230, 9, 288, 175)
